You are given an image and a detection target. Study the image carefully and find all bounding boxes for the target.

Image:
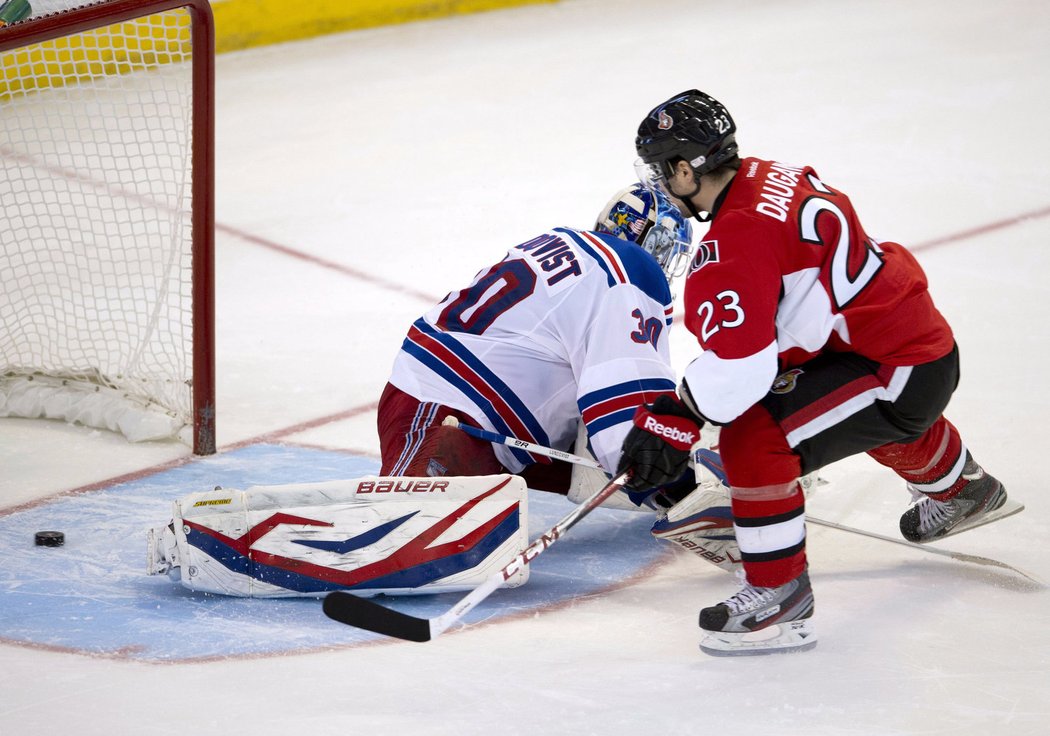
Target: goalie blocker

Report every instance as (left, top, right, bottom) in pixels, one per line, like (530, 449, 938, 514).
(147, 474, 529, 598)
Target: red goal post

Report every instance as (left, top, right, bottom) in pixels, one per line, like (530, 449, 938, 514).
(0, 0, 215, 454)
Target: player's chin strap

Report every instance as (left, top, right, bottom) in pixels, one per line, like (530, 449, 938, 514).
(683, 202, 712, 223)
(680, 168, 736, 224)
(442, 420, 1044, 587)
(678, 179, 712, 223)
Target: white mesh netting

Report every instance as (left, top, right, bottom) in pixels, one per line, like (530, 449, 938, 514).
(1, 2, 199, 444)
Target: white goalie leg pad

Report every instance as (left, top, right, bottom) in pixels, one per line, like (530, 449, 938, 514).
(648, 443, 740, 572)
(699, 619, 818, 656)
(568, 463, 644, 512)
(147, 520, 181, 576)
(567, 423, 646, 512)
(146, 474, 529, 598)
(650, 483, 741, 573)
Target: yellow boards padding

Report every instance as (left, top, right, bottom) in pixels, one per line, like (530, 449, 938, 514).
(212, 0, 556, 53)
(0, 1, 555, 99)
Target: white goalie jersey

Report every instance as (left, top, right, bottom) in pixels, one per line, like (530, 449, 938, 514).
(148, 475, 529, 598)
(388, 227, 678, 475)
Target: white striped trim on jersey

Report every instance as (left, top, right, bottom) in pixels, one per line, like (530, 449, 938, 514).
(389, 401, 440, 475)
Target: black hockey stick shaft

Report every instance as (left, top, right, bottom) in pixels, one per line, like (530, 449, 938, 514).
(323, 471, 631, 641)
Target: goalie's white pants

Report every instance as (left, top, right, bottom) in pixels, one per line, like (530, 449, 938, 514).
(147, 474, 529, 598)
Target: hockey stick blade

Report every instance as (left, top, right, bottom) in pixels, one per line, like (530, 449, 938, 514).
(322, 472, 631, 641)
(322, 592, 433, 642)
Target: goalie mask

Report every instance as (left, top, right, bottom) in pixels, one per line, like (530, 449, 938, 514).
(595, 183, 694, 283)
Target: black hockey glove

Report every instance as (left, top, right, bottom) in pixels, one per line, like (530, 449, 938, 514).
(623, 468, 697, 511)
(617, 393, 704, 492)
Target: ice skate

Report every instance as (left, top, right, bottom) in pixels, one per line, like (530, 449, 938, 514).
(698, 570, 816, 656)
(899, 453, 1020, 543)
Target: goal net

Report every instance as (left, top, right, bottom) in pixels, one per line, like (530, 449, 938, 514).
(0, 0, 215, 454)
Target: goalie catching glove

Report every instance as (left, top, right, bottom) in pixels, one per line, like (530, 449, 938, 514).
(617, 392, 705, 492)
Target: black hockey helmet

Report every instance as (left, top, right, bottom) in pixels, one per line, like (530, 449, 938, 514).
(635, 90, 738, 187)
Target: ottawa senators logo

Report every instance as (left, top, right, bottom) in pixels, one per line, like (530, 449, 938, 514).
(771, 368, 803, 394)
(690, 240, 719, 272)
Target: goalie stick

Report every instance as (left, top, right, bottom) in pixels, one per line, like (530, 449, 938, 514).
(443, 422, 1042, 585)
(322, 471, 631, 641)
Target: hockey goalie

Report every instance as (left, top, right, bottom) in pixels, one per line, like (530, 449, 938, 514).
(147, 474, 529, 598)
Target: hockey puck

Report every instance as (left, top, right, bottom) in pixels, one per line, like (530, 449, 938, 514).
(34, 531, 65, 547)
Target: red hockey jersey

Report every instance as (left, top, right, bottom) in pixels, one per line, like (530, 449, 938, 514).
(681, 157, 955, 424)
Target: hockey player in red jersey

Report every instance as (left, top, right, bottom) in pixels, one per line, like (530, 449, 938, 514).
(617, 90, 1014, 656)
